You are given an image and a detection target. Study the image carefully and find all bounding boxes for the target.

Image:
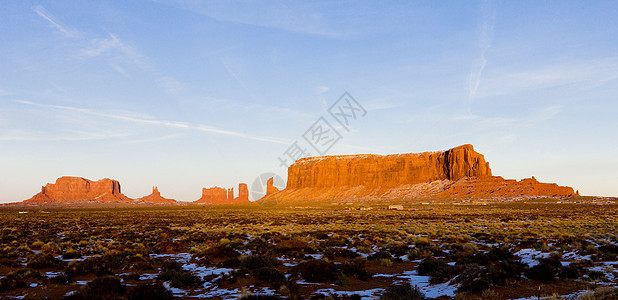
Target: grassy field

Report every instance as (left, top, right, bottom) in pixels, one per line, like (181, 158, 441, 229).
(0, 203, 616, 299)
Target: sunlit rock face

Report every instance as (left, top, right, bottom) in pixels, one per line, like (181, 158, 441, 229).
(24, 176, 133, 202)
(260, 144, 577, 204)
(195, 184, 250, 204)
(137, 186, 176, 203)
(287, 144, 492, 188)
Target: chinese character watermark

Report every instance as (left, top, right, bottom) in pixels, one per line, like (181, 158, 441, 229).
(276, 91, 365, 167)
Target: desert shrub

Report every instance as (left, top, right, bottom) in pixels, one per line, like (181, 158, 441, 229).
(50, 274, 70, 284)
(65, 276, 126, 300)
(487, 246, 514, 261)
(0, 269, 43, 292)
(293, 259, 339, 282)
(65, 256, 113, 278)
(388, 244, 411, 257)
(198, 244, 241, 259)
(558, 265, 581, 279)
(313, 232, 330, 240)
(368, 251, 392, 262)
(157, 261, 202, 288)
(455, 265, 490, 292)
(407, 248, 431, 261)
(486, 260, 525, 286)
(587, 270, 606, 281)
(31, 240, 45, 250)
(27, 253, 63, 269)
(127, 282, 173, 300)
(378, 258, 394, 267)
(341, 259, 372, 281)
(275, 239, 311, 253)
(240, 255, 280, 270)
(325, 235, 348, 246)
(219, 257, 241, 268)
(63, 249, 82, 259)
(0, 257, 19, 267)
(41, 242, 62, 255)
(251, 267, 286, 285)
(379, 283, 425, 300)
(83, 276, 126, 295)
(324, 248, 360, 259)
(525, 263, 556, 282)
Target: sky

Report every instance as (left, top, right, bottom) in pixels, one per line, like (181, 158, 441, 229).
(1, 1, 617, 202)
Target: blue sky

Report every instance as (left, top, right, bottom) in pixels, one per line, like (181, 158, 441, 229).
(1, 0, 617, 202)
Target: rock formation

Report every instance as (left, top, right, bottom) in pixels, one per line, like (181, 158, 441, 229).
(287, 144, 491, 189)
(24, 176, 133, 203)
(194, 183, 250, 204)
(237, 183, 249, 203)
(259, 144, 577, 204)
(137, 186, 176, 203)
(266, 177, 280, 196)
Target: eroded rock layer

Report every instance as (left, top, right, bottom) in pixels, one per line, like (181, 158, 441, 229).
(287, 144, 491, 188)
(24, 176, 132, 203)
(260, 144, 577, 204)
(194, 184, 250, 204)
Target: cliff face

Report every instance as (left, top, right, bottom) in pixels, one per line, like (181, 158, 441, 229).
(260, 144, 577, 204)
(287, 144, 491, 188)
(24, 176, 132, 203)
(137, 186, 176, 203)
(194, 184, 250, 204)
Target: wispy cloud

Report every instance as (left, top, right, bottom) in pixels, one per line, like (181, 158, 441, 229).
(478, 57, 618, 97)
(33, 5, 77, 37)
(79, 33, 188, 95)
(0, 128, 127, 141)
(467, 0, 496, 111)
(154, 0, 343, 38)
(14, 100, 291, 144)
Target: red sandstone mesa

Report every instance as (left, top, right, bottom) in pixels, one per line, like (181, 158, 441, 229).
(24, 176, 133, 203)
(259, 144, 577, 203)
(137, 186, 176, 203)
(194, 183, 250, 204)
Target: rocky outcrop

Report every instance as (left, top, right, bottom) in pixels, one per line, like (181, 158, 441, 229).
(24, 176, 133, 203)
(259, 144, 577, 204)
(237, 183, 249, 203)
(194, 184, 250, 204)
(266, 177, 280, 196)
(287, 144, 491, 189)
(137, 186, 176, 203)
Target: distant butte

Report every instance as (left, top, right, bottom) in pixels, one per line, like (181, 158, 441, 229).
(194, 183, 250, 204)
(137, 186, 176, 203)
(258, 144, 578, 204)
(23, 176, 132, 203)
(19, 144, 579, 205)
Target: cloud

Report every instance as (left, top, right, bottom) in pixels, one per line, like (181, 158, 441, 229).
(478, 57, 618, 97)
(154, 0, 342, 38)
(79, 34, 125, 57)
(467, 0, 496, 110)
(14, 99, 291, 145)
(33, 5, 77, 37)
(79, 34, 188, 95)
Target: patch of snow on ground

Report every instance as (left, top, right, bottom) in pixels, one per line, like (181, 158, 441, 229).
(514, 249, 550, 267)
(139, 273, 157, 280)
(314, 288, 385, 299)
(163, 281, 188, 295)
(193, 287, 240, 299)
(397, 270, 457, 298)
(562, 251, 592, 261)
